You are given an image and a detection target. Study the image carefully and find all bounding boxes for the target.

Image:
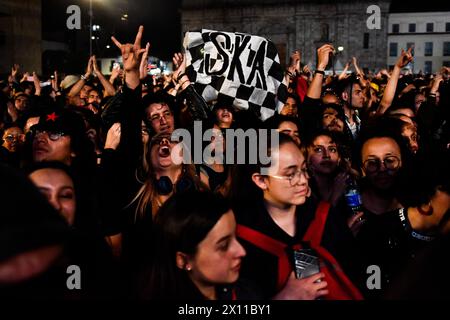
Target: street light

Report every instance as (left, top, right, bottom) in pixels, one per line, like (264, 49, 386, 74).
(88, 0, 102, 56)
(89, 0, 93, 56)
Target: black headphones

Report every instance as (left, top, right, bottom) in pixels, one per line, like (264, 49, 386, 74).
(155, 175, 195, 195)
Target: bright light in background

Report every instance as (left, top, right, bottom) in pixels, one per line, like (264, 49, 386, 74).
(338, 46, 344, 52)
(92, 24, 100, 31)
(106, 45, 110, 49)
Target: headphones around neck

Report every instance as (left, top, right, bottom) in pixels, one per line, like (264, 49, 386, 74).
(155, 175, 195, 195)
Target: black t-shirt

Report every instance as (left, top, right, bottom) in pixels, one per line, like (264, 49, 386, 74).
(356, 207, 434, 299)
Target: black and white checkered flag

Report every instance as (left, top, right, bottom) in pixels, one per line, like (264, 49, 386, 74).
(184, 29, 288, 121)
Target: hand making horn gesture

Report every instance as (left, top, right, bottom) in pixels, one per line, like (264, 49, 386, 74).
(111, 25, 147, 89)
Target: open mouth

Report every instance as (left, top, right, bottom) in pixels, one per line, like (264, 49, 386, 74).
(159, 145, 171, 158)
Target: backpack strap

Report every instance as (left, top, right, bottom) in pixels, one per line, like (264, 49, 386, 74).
(237, 224, 300, 291)
(302, 201, 331, 246)
(302, 201, 364, 300)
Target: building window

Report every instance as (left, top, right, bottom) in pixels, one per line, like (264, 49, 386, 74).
(444, 42, 450, 56)
(389, 43, 398, 57)
(446, 23, 450, 32)
(443, 61, 450, 67)
(392, 24, 399, 33)
(424, 61, 432, 74)
(407, 42, 415, 56)
(408, 23, 416, 32)
(363, 33, 369, 49)
(426, 23, 434, 32)
(424, 42, 433, 56)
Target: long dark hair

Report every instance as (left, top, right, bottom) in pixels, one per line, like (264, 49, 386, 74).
(144, 190, 231, 300)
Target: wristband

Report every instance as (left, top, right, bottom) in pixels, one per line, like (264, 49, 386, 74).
(315, 70, 325, 75)
(177, 72, 187, 82)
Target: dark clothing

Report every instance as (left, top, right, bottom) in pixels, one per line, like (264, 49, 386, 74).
(0, 146, 21, 168)
(385, 232, 450, 300)
(356, 207, 434, 299)
(198, 164, 228, 192)
(234, 198, 360, 299)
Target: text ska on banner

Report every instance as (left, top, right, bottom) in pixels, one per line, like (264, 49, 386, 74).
(184, 29, 288, 121)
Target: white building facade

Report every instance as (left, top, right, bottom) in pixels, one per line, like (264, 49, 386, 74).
(387, 12, 450, 73)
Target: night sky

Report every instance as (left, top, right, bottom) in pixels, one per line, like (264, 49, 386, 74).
(42, 0, 182, 66)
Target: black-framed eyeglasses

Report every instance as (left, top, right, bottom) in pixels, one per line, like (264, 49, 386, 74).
(363, 155, 401, 173)
(34, 129, 67, 141)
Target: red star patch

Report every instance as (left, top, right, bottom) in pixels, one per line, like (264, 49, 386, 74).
(46, 112, 59, 122)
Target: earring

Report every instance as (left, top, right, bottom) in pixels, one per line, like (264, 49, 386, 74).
(186, 265, 192, 271)
(417, 202, 433, 216)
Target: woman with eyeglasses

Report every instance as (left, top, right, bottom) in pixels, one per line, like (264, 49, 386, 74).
(231, 133, 363, 300)
(0, 124, 24, 167)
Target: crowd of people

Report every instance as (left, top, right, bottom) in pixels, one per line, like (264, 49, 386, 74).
(0, 25, 449, 300)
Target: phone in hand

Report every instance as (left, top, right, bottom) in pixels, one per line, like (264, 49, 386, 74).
(293, 248, 321, 280)
(26, 76, 34, 82)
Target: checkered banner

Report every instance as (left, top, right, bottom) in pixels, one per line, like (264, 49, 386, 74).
(183, 29, 288, 121)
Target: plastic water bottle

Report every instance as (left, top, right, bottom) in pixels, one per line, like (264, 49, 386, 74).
(345, 178, 363, 214)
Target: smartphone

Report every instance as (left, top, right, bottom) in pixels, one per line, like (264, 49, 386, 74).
(293, 248, 321, 280)
(113, 62, 120, 70)
(40, 81, 51, 87)
(26, 76, 34, 82)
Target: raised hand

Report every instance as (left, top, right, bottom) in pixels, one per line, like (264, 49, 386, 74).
(316, 44, 335, 71)
(110, 63, 121, 83)
(111, 25, 146, 73)
(289, 50, 301, 75)
(140, 42, 150, 80)
(51, 71, 59, 93)
(92, 55, 100, 74)
(172, 52, 186, 81)
(111, 25, 146, 89)
(11, 64, 20, 80)
(430, 73, 443, 94)
(32, 72, 41, 96)
(20, 72, 30, 83)
(396, 47, 413, 69)
(338, 62, 351, 81)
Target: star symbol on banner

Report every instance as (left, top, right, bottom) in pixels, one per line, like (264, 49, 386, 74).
(46, 112, 59, 122)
